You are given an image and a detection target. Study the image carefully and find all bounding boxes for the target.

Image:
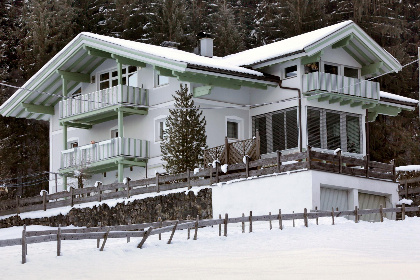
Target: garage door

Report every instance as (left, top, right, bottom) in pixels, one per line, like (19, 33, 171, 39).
(320, 187, 349, 211)
(358, 192, 386, 222)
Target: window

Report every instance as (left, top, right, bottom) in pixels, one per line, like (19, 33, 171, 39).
(98, 66, 137, 90)
(252, 107, 298, 154)
(307, 107, 361, 153)
(155, 117, 167, 142)
(344, 67, 359, 78)
(285, 65, 298, 78)
(227, 121, 239, 139)
(157, 75, 169, 86)
(324, 63, 339, 75)
(69, 141, 78, 148)
(304, 62, 319, 74)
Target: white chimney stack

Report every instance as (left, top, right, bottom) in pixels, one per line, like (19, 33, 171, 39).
(197, 32, 214, 58)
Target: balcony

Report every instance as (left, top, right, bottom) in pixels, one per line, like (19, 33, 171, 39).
(302, 72, 380, 107)
(60, 137, 149, 175)
(59, 85, 148, 128)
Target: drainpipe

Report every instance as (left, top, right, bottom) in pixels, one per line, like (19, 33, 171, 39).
(279, 80, 303, 153)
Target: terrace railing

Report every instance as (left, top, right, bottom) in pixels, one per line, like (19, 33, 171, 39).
(59, 85, 148, 119)
(302, 72, 380, 100)
(61, 137, 149, 169)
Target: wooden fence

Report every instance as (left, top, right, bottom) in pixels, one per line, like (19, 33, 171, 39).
(398, 177, 420, 206)
(0, 204, 418, 264)
(0, 147, 396, 216)
(203, 133, 260, 166)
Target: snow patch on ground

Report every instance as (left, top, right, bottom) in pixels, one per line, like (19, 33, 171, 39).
(396, 165, 420, 172)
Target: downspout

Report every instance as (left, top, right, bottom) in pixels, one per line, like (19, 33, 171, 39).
(279, 80, 303, 152)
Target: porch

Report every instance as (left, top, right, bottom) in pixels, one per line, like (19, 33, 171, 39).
(59, 137, 149, 181)
(59, 85, 148, 128)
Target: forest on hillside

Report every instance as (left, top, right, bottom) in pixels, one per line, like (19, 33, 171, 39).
(0, 0, 419, 193)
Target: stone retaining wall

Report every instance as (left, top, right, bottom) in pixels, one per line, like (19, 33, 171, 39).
(0, 189, 212, 228)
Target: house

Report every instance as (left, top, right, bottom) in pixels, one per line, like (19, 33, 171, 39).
(0, 20, 417, 220)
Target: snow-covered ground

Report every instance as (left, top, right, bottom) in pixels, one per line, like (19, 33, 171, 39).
(1, 217, 419, 280)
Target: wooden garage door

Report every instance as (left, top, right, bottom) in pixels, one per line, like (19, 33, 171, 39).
(320, 187, 349, 211)
(358, 192, 386, 222)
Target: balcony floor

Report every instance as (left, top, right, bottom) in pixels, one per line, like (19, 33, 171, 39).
(60, 104, 147, 129)
(59, 156, 147, 176)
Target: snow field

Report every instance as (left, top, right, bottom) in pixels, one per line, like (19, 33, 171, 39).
(0, 217, 419, 279)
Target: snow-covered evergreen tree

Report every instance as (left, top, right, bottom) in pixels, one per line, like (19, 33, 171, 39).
(161, 85, 207, 174)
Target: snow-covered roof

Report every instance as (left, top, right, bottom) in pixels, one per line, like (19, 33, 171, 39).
(379, 91, 418, 104)
(223, 21, 353, 66)
(81, 33, 263, 77)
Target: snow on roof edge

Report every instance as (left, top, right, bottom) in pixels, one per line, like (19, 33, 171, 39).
(380, 91, 418, 104)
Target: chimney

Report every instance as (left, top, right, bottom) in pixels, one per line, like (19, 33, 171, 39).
(197, 32, 214, 58)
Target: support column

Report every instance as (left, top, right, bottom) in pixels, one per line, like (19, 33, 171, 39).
(118, 108, 124, 138)
(62, 78, 68, 191)
(118, 162, 124, 183)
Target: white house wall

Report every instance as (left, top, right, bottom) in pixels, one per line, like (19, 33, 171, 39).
(212, 170, 398, 219)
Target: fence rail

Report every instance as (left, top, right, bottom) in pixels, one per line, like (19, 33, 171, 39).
(0, 148, 396, 216)
(1, 204, 418, 264)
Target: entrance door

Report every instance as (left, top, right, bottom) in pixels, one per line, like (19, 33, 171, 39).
(358, 193, 386, 222)
(320, 187, 349, 211)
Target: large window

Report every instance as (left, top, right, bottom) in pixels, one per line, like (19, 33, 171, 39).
(98, 66, 137, 90)
(307, 107, 362, 153)
(227, 121, 239, 139)
(252, 107, 298, 154)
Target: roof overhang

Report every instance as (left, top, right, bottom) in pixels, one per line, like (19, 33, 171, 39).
(1, 34, 276, 121)
(250, 22, 402, 76)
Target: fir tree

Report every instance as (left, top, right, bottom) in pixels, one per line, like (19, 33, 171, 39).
(161, 84, 207, 174)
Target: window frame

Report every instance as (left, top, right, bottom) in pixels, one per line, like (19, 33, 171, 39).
(306, 107, 362, 154)
(284, 65, 298, 79)
(225, 116, 243, 141)
(154, 115, 168, 143)
(96, 66, 137, 91)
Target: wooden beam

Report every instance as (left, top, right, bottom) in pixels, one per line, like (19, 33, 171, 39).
(60, 121, 92, 129)
(22, 103, 54, 115)
(193, 86, 213, 97)
(361, 61, 383, 76)
(350, 101, 363, 107)
(340, 99, 352, 106)
(301, 50, 323, 65)
(318, 94, 331, 102)
(84, 46, 112, 59)
(329, 97, 342, 104)
(111, 54, 146, 68)
(56, 70, 90, 83)
(362, 103, 376, 109)
(332, 34, 353, 49)
(154, 66, 177, 77)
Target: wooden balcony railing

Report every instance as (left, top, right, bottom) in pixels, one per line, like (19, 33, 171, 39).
(60, 137, 149, 169)
(204, 133, 260, 167)
(59, 85, 148, 119)
(302, 72, 380, 100)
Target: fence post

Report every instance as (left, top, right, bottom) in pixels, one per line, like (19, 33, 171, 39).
(97, 222, 101, 248)
(279, 209, 283, 230)
(242, 213, 245, 233)
(215, 162, 219, 184)
(304, 208, 308, 227)
(269, 212, 272, 230)
(70, 187, 74, 207)
(138, 227, 153, 248)
(187, 168, 191, 190)
(16, 196, 20, 215)
(354, 206, 359, 223)
(337, 150, 342, 173)
(379, 204, 384, 222)
(256, 130, 260, 159)
(43, 191, 47, 211)
(156, 173, 160, 193)
(276, 151, 282, 173)
(224, 213, 228, 237)
(158, 217, 162, 240)
(225, 136, 229, 164)
(24, 224, 27, 255)
(331, 207, 335, 225)
(100, 228, 110, 251)
(218, 214, 221, 236)
(126, 180, 130, 199)
(315, 206, 319, 225)
(193, 215, 199, 240)
(365, 154, 369, 178)
(307, 145, 312, 169)
(402, 203, 406, 220)
(245, 156, 250, 178)
(167, 221, 178, 245)
(54, 173, 58, 195)
(293, 211, 295, 227)
(187, 215, 191, 239)
(209, 165, 213, 184)
(391, 159, 396, 182)
(57, 225, 61, 256)
(22, 226, 26, 264)
(98, 182, 102, 202)
(249, 211, 253, 233)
